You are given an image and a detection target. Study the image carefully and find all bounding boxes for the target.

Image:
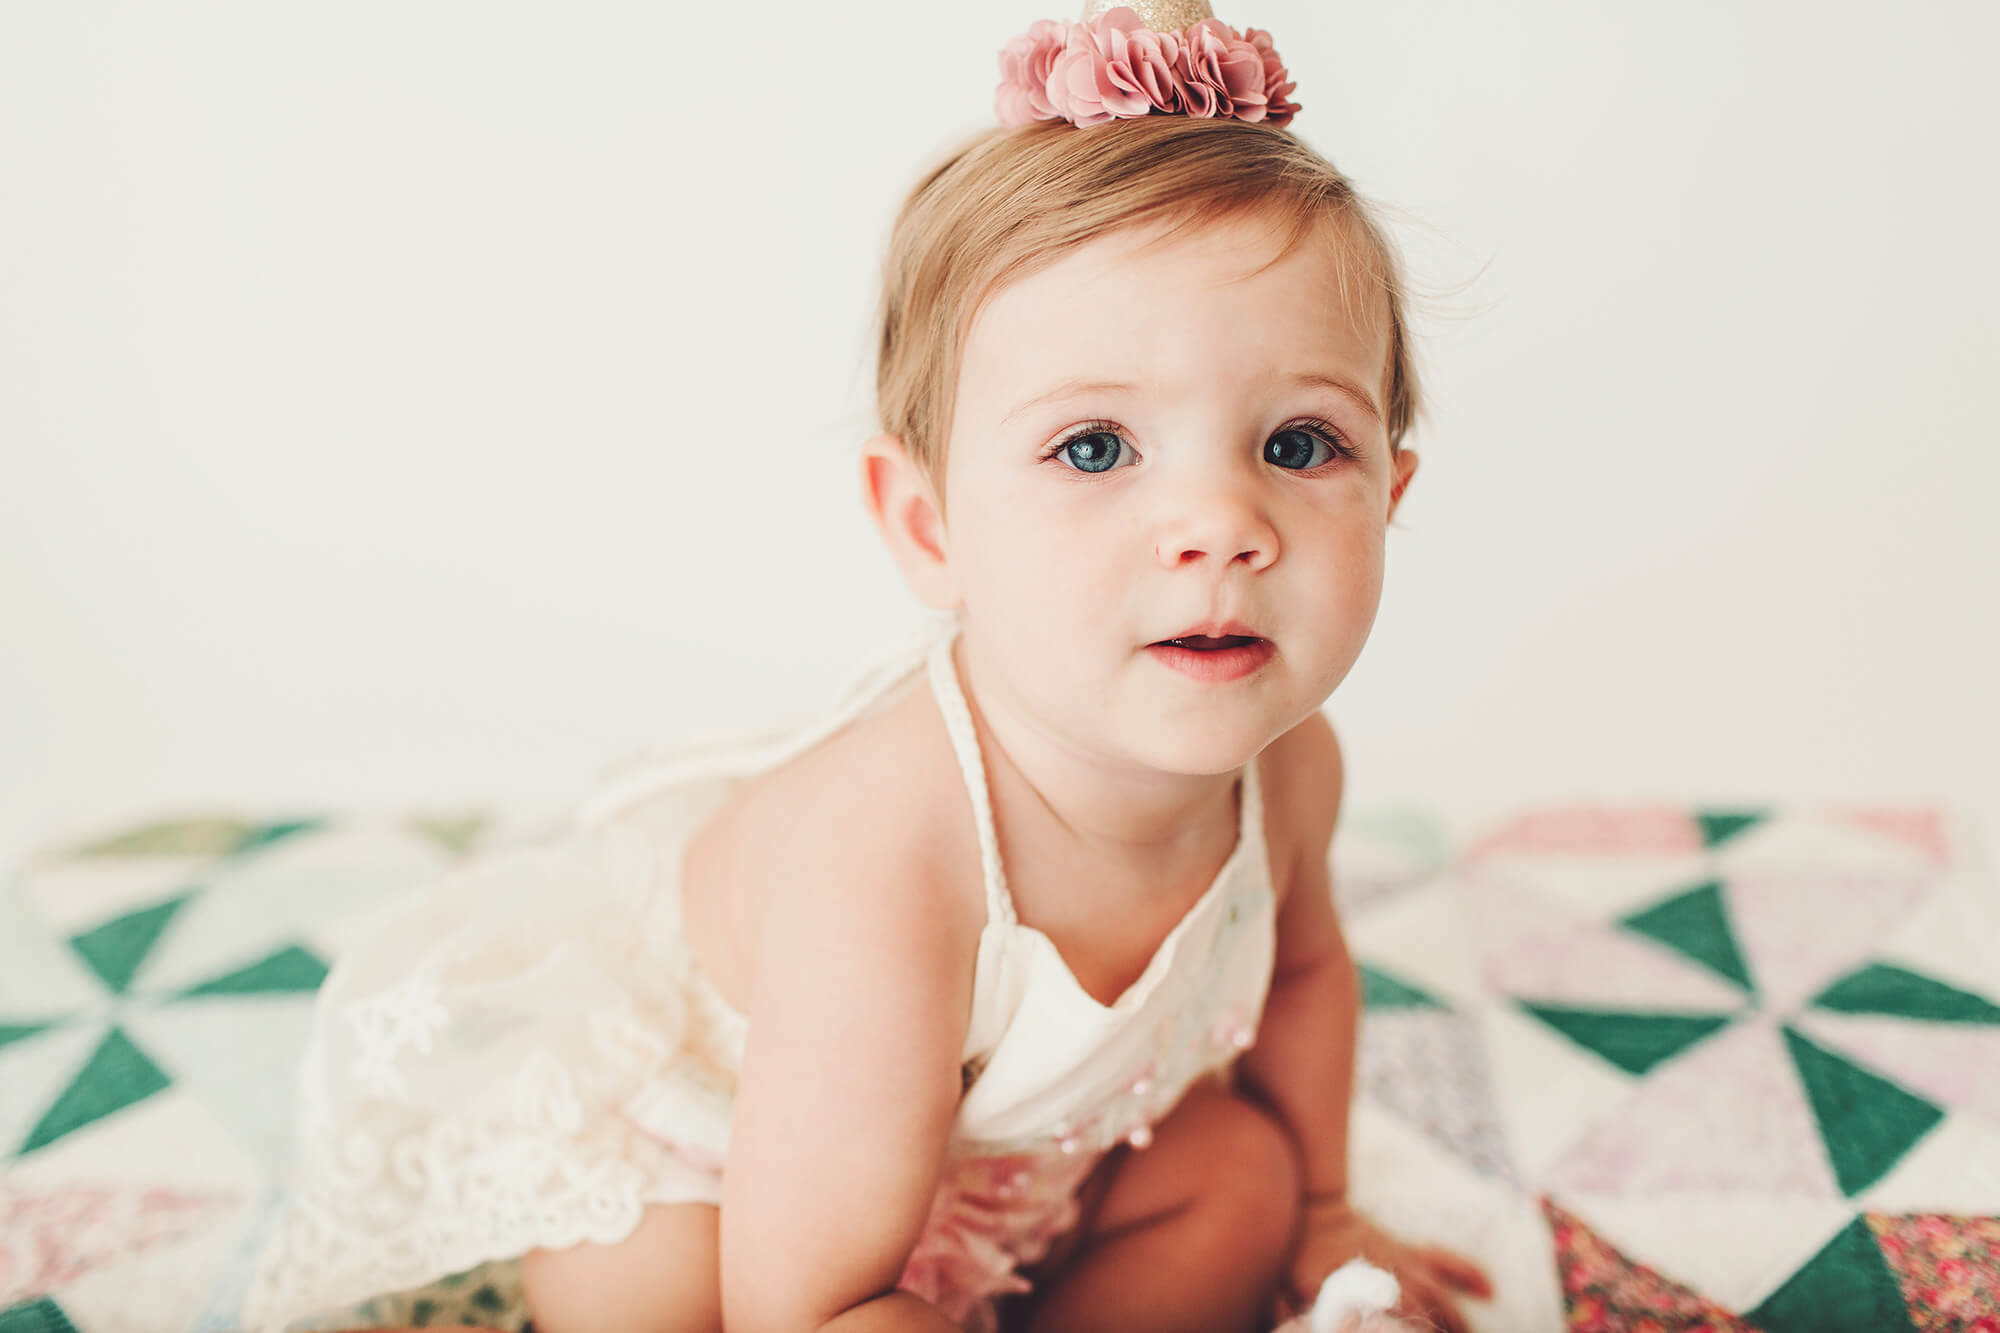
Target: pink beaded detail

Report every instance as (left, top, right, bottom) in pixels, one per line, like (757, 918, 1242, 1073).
(1210, 1004, 1259, 1052)
(995, 4, 1301, 129)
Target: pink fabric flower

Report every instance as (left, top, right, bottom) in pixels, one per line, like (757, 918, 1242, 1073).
(995, 18, 1072, 126)
(1120, 24, 1188, 112)
(1175, 17, 1270, 122)
(993, 5, 1302, 130)
(1244, 27, 1301, 127)
(1048, 9, 1170, 127)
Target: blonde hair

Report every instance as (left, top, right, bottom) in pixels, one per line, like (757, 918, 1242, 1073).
(873, 115, 1425, 520)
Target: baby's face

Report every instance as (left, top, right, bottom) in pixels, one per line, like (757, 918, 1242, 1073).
(939, 210, 1418, 771)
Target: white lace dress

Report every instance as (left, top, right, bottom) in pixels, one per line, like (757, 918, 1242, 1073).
(242, 609, 1278, 1332)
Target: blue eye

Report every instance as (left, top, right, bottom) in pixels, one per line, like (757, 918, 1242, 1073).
(1046, 423, 1132, 474)
(1265, 421, 1358, 470)
(1041, 418, 1359, 475)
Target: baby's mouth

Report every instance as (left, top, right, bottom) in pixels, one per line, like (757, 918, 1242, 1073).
(1153, 635, 1262, 651)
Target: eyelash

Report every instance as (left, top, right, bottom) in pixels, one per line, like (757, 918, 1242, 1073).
(1038, 417, 1359, 474)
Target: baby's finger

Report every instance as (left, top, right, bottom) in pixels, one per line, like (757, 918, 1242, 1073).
(1400, 1280, 1464, 1328)
(1403, 1277, 1471, 1333)
(1414, 1245, 1493, 1299)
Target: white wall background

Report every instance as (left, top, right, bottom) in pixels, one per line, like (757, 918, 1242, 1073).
(3, 1, 1996, 869)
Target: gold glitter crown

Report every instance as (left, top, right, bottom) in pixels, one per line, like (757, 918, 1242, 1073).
(1080, 0, 1214, 28)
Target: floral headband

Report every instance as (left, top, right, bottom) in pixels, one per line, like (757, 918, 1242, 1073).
(995, 0, 1300, 129)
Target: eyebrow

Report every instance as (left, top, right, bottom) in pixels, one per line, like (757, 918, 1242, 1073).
(1001, 370, 1382, 428)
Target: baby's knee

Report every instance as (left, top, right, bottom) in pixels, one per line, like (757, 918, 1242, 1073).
(520, 1201, 722, 1333)
(1199, 1092, 1304, 1255)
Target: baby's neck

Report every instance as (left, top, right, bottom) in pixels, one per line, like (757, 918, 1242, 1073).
(949, 635, 1246, 868)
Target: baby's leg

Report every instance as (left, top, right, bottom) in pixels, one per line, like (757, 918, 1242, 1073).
(519, 1201, 722, 1333)
(1002, 1072, 1301, 1333)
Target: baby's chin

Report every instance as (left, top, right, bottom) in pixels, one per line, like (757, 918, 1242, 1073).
(1091, 721, 1286, 784)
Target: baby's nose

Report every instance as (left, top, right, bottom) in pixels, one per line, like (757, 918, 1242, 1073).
(1156, 523, 1274, 570)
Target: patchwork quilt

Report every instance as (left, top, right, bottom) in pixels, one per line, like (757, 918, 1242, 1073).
(2, 801, 1996, 1331)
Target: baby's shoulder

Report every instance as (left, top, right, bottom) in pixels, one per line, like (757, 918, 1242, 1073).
(727, 676, 988, 940)
(1254, 709, 1346, 907)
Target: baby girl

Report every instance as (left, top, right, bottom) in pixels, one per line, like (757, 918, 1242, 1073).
(242, 4, 1494, 1331)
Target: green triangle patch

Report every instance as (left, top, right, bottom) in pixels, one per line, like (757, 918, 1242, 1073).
(0, 1021, 64, 1055)
(173, 943, 329, 1000)
(1360, 963, 1445, 1011)
(0, 1296, 82, 1332)
(1810, 962, 2000, 1025)
(1520, 1004, 1733, 1077)
(18, 1026, 172, 1157)
(1745, 1214, 1914, 1333)
(229, 818, 324, 857)
(67, 893, 193, 995)
(1782, 1026, 1944, 1196)
(1696, 810, 1766, 849)
(1621, 879, 1756, 995)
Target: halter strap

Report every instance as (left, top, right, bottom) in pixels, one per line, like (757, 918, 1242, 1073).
(924, 618, 1018, 930)
(923, 622, 1265, 938)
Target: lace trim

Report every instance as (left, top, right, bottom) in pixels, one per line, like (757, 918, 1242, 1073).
(243, 964, 690, 1333)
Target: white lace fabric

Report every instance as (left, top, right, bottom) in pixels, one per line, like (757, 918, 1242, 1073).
(240, 822, 714, 1332)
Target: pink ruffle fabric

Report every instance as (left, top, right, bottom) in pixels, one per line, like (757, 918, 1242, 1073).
(894, 1147, 1106, 1332)
(996, 5, 1300, 129)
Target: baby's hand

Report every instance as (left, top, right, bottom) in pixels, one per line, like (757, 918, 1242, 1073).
(1275, 1198, 1492, 1333)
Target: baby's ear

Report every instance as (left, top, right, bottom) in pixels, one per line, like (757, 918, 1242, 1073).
(1387, 448, 1419, 526)
(859, 433, 961, 612)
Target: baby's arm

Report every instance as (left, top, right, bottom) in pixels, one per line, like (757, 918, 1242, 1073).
(1237, 714, 1493, 1329)
(719, 804, 978, 1333)
(1234, 710, 1357, 1199)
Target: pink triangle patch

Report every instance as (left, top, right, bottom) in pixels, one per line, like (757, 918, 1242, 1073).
(1462, 805, 1704, 863)
(1818, 805, 1955, 869)
(1542, 1196, 1759, 1330)
(1724, 867, 1936, 1012)
(1545, 1016, 1840, 1199)
(1864, 1213, 2000, 1325)
(0, 1180, 242, 1305)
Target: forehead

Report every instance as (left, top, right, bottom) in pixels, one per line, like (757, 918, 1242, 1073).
(958, 212, 1390, 416)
